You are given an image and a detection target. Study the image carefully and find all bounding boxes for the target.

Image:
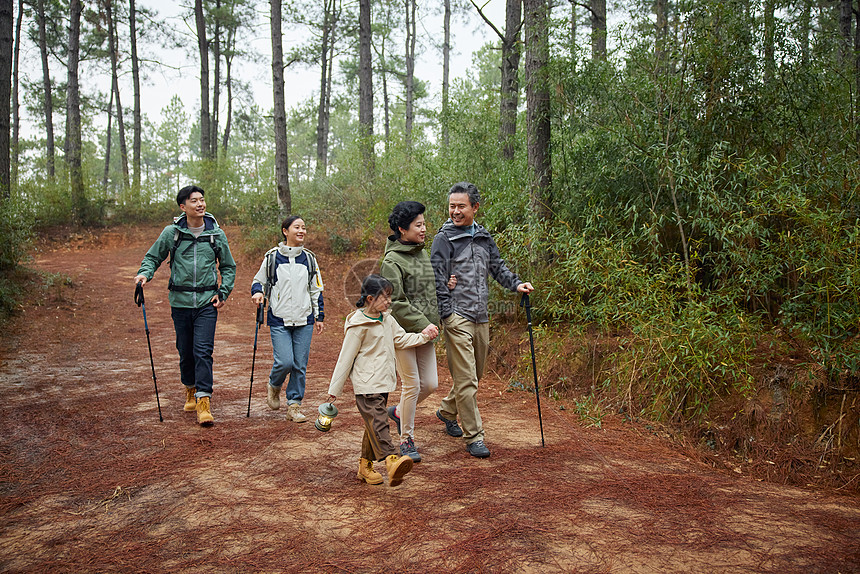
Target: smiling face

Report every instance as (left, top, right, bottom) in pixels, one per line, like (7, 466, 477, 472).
(283, 218, 307, 247)
(365, 290, 392, 315)
(399, 213, 426, 244)
(448, 192, 478, 227)
(179, 192, 206, 222)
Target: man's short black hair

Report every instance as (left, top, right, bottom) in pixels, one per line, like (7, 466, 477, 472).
(448, 182, 481, 206)
(177, 185, 205, 206)
(388, 201, 425, 239)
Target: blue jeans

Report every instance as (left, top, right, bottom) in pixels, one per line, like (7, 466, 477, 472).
(171, 304, 218, 398)
(269, 323, 313, 405)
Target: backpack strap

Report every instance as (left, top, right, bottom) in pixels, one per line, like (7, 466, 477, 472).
(304, 249, 318, 290)
(167, 230, 221, 292)
(263, 247, 278, 300)
(262, 248, 318, 300)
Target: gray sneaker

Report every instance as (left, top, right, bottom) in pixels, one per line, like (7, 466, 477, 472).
(436, 410, 463, 437)
(400, 437, 422, 463)
(388, 405, 401, 435)
(466, 440, 490, 458)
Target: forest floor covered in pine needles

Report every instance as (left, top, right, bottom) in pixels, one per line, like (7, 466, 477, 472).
(1, 225, 858, 573)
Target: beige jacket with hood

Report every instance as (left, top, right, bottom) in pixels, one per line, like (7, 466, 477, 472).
(328, 310, 430, 397)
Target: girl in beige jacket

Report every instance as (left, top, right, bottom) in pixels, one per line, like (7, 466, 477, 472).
(327, 275, 438, 486)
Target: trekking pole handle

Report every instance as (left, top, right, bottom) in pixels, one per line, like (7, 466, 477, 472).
(520, 293, 532, 324)
(256, 302, 266, 324)
(134, 282, 145, 307)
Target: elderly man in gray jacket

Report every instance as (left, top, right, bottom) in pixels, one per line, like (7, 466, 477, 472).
(430, 182, 534, 458)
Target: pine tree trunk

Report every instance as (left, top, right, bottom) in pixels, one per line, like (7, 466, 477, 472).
(524, 0, 551, 222)
(442, 0, 450, 149)
(0, 0, 10, 198)
(500, 0, 522, 160)
(316, 0, 333, 176)
(379, 34, 390, 146)
(211, 0, 220, 160)
(323, 18, 334, 160)
(839, 0, 852, 66)
(763, 0, 774, 83)
(799, 0, 810, 67)
(67, 0, 84, 221)
(590, 0, 606, 61)
(106, 0, 129, 189)
(222, 29, 233, 155)
(358, 0, 374, 177)
(129, 0, 141, 200)
(404, 0, 416, 150)
(655, 0, 667, 65)
(270, 0, 291, 215)
(195, 0, 211, 160)
(11, 0, 21, 189)
(855, 0, 860, 139)
(37, 0, 54, 179)
(103, 87, 114, 193)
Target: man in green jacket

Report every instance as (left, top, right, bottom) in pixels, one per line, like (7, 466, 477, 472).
(134, 185, 236, 426)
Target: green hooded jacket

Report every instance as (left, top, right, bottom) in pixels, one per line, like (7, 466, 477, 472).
(137, 213, 236, 309)
(379, 236, 440, 333)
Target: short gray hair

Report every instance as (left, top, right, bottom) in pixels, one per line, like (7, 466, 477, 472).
(448, 182, 481, 206)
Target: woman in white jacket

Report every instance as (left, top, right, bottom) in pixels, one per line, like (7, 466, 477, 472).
(251, 216, 324, 422)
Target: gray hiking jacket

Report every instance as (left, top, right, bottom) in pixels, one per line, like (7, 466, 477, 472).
(430, 219, 522, 323)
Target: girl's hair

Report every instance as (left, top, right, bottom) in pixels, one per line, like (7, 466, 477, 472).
(388, 201, 425, 239)
(281, 215, 303, 242)
(356, 274, 393, 308)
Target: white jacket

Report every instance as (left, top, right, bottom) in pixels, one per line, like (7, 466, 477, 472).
(251, 244, 324, 327)
(328, 310, 430, 397)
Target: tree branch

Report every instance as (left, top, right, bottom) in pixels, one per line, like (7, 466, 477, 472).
(570, 0, 598, 19)
(470, 0, 505, 42)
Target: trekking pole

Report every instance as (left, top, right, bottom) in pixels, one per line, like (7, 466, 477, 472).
(135, 283, 163, 422)
(520, 293, 545, 447)
(247, 302, 265, 417)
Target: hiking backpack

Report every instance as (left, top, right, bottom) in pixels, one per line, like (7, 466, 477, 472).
(262, 247, 318, 301)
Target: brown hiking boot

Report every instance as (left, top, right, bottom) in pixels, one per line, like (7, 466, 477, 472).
(357, 458, 383, 485)
(196, 396, 214, 426)
(266, 384, 281, 410)
(287, 403, 307, 423)
(183, 386, 196, 412)
(385, 454, 413, 487)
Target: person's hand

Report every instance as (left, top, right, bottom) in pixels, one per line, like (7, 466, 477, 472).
(517, 282, 534, 294)
(327, 394, 337, 403)
(421, 324, 439, 339)
(251, 292, 264, 305)
(447, 275, 457, 290)
(134, 274, 147, 286)
(315, 321, 325, 334)
(211, 294, 225, 309)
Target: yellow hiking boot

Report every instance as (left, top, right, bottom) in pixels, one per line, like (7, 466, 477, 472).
(196, 396, 214, 426)
(357, 458, 383, 485)
(385, 454, 413, 487)
(183, 386, 197, 412)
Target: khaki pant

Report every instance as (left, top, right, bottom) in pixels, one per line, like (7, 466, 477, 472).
(355, 393, 398, 461)
(395, 341, 439, 440)
(439, 313, 489, 444)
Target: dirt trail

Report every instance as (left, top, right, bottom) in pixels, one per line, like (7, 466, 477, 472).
(0, 225, 858, 573)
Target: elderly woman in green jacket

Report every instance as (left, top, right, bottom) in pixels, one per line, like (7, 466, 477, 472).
(379, 201, 442, 462)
